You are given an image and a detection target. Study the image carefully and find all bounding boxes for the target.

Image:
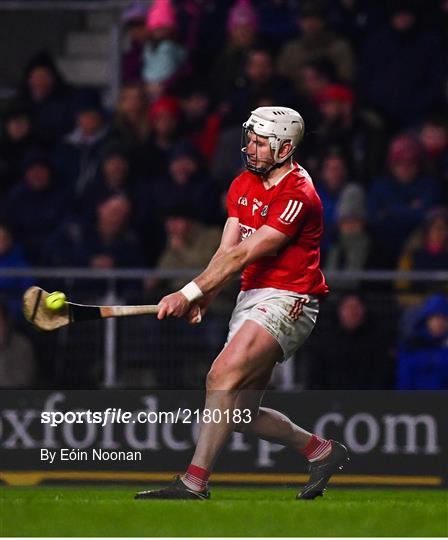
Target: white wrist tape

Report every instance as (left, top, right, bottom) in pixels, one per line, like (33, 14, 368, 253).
(180, 281, 204, 302)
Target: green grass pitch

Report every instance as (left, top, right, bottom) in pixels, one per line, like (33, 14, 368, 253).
(1, 485, 446, 536)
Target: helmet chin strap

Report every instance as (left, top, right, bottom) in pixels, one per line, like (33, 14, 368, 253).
(243, 150, 288, 176)
(255, 160, 285, 176)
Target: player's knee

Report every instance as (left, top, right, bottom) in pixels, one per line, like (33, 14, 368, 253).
(206, 366, 222, 390)
(206, 366, 244, 391)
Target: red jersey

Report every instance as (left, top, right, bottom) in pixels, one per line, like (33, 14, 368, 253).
(226, 162, 329, 297)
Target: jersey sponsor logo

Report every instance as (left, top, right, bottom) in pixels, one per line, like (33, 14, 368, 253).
(278, 200, 303, 224)
(261, 205, 268, 217)
(239, 223, 256, 239)
(238, 196, 248, 206)
(252, 198, 263, 216)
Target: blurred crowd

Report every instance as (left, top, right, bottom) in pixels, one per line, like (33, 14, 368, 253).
(0, 0, 447, 389)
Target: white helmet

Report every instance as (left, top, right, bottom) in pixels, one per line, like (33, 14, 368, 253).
(241, 106, 305, 174)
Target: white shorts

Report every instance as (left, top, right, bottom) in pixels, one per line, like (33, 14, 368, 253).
(225, 288, 319, 361)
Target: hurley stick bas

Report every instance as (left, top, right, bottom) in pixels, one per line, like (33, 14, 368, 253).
(23, 286, 159, 331)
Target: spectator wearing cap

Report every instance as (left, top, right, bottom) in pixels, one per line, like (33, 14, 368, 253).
(292, 60, 335, 141)
(398, 294, 448, 389)
(358, 1, 446, 131)
(142, 0, 188, 102)
(211, 0, 260, 102)
(276, 1, 355, 91)
(316, 83, 354, 109)
(56, 89, 115, 197)
(325, 184, 371, 281)
(309, 83, 386, 183)
(18, 51, 75, 145)
(0, 103, 39, 198)
(368, 134, 440, 268)
(121, 1, 148, 83)
(5, 148, 69, 264)
(137, 96, 181, 180)
(299, 60, 335, 103)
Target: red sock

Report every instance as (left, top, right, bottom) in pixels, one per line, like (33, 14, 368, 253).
(182, 464, 210, 492)
(300, 435, 332, 462)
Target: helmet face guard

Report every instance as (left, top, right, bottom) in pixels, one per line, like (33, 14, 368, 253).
(240, 106, 305, 176)
(241, 128, 276, 175)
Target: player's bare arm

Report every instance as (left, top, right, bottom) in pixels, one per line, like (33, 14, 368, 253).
(182, 218, 241, 323)
(158, 224, 289, 319)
